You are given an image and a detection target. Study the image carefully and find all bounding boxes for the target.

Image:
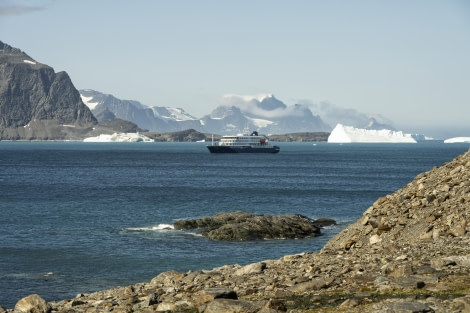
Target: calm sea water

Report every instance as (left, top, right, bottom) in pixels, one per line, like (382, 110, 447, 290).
(0, 141, 468, 307)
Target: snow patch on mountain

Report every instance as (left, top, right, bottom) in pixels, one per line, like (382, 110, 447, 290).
(151, 107, 197, 121)
(80, 95, 99, 110)
(328, 124, 417, 143)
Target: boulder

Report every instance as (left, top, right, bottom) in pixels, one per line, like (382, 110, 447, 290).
(14, 294, 51, 313)
(311, 217, 337, 227)
(234, 262, 267, 276)
(193, 288, 238, 309)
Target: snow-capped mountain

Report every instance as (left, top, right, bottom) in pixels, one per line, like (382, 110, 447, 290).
(79, 90, 395, 135)
(200, 94, 330, 134)
(80, 90, 202, 132)
(151, 107, 195, 122)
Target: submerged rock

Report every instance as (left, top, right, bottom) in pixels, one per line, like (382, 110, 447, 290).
(173, 211, 335, 241)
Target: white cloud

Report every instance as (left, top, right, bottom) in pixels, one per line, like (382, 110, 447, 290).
(0, 4, 46, 16)
(219, 94, 305, 119)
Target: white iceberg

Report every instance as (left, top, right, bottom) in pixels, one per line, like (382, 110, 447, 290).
(444, 137, 470, 143)
(328, 124, 417, 143)
(83, 133, 154, 142)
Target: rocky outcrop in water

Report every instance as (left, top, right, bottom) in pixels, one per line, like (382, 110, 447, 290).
(0, 41, 97, 140)
(143, 128, 209, 142)
(174, 211, 335, 241)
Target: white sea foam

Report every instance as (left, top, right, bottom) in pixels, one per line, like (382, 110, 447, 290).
(126, 224, 174, 232)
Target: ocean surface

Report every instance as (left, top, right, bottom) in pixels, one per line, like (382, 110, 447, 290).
(0, 141, 468, 307)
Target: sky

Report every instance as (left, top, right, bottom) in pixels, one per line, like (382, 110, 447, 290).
(0, 0, 469, 138)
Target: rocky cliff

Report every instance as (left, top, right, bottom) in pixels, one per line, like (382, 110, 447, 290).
(0, 41, 97, 140)
(4, 149, 470, 312)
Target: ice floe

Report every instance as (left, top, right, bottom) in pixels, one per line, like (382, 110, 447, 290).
(444, 137, 470, 143)
(83, 133, 154, 142)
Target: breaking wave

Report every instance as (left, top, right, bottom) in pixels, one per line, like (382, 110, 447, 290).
(125, 224, 174, 232)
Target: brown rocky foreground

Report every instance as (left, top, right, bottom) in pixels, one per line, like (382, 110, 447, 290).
(3, 149, 470, 313)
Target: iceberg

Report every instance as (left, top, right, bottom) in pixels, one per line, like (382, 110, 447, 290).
(328, 124, 417, 143)
(444, 137, 470, 143)
(83, 133, 154, 142)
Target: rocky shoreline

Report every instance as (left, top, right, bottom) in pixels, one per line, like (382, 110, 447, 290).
(3, 149, 470, 313)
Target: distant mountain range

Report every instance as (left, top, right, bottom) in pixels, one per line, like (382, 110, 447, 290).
(80, 90, 394, 135)
(0, 39, 397, 140)
(80, 89, 202, 133)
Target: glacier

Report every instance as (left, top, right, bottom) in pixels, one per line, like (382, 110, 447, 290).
(83, 133, 154, 142)
(328, 124, 417, 143)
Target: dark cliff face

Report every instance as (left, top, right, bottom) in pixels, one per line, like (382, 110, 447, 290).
(0, 41, 97, 139)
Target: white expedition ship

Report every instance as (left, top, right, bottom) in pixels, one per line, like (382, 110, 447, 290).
(206, 128, 280, 154)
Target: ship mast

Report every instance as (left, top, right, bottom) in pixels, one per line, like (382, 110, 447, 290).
(243, 124, 250, 136)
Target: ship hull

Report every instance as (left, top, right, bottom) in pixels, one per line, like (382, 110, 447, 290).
(207, 145, 280, 154)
